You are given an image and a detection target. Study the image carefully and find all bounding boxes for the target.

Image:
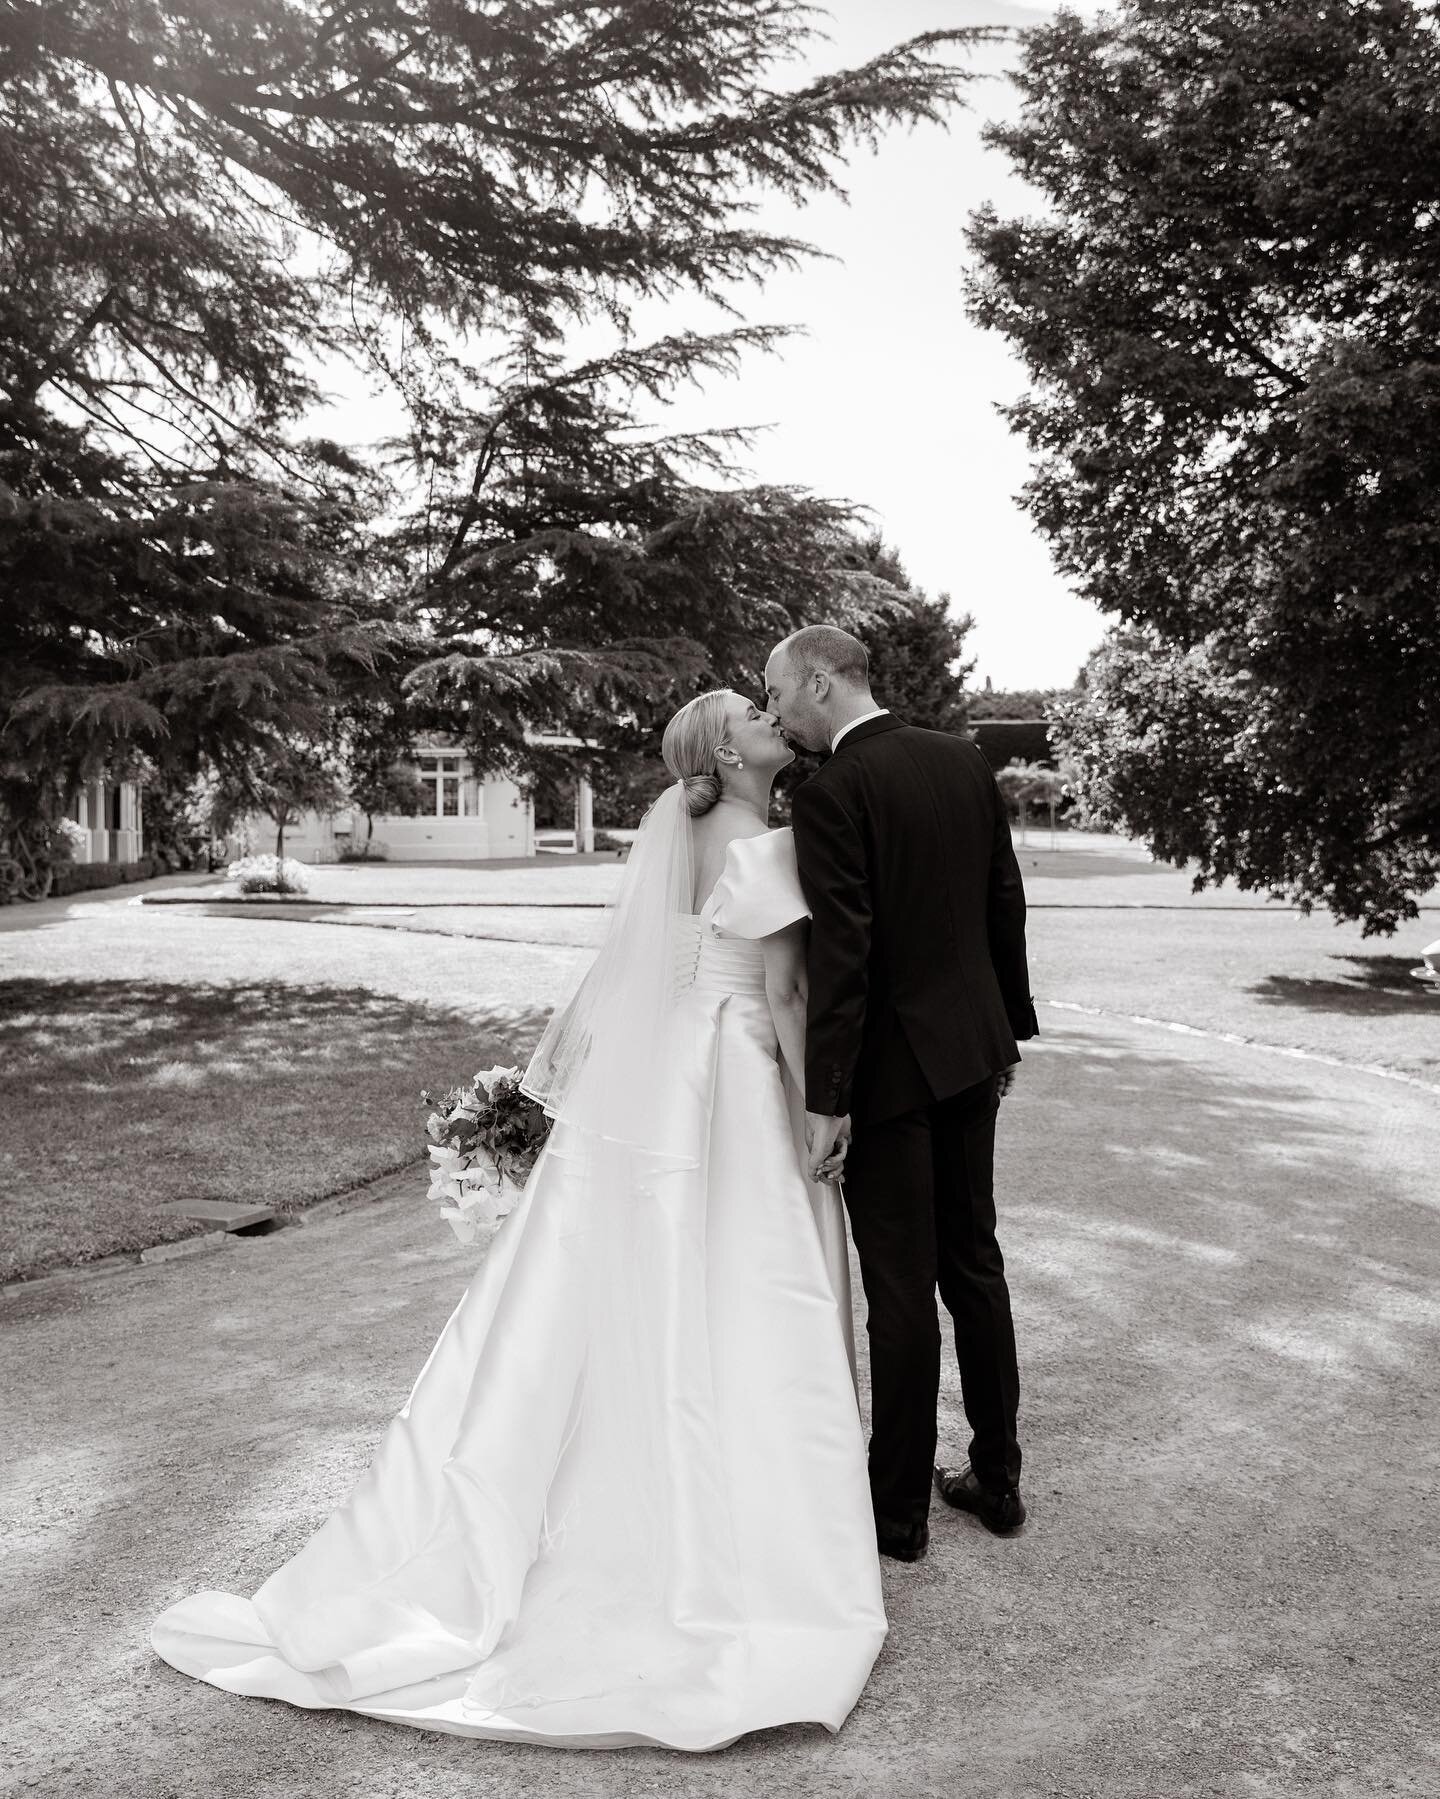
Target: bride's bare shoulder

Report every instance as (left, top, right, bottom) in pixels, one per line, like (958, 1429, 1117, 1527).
(691, 813, 771, 850)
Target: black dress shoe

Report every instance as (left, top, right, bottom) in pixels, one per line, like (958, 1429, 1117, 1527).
(934, 1463, 1027, 1534)
(875, 1516, 930, 1562)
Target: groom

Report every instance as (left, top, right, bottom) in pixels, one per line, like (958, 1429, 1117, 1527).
(764, 625, 1038, 1562)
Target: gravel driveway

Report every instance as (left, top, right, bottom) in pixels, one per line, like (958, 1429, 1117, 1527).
(3, 1007, 1436, 1798)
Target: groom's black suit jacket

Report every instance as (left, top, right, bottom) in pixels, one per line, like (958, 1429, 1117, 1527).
(791, 713, 1038, 1125)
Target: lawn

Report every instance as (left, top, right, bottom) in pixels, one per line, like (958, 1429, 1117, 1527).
(2, 841, 1434, 1282)
(0, 975, 552, 1282)
(1008, 843, 1440, 1085)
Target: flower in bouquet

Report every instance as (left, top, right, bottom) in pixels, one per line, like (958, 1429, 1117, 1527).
(422, 1063, 550, 1244)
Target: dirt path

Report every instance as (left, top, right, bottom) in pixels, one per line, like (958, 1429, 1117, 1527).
(2, 1010, 1437, 1798)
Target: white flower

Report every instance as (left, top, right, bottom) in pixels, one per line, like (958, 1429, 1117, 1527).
(439, 1205, 482, 1245)
(462, 1159, 503, 1195)
(473, 1064, 521, 1096)
(426, 1145, 468, 1205)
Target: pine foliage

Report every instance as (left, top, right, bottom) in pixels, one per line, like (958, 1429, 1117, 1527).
(1, 1, 989, 836)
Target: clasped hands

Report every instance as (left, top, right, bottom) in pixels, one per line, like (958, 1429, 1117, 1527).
(804, 1065, 1020, 1185)
(804, 1111, 851, 1185)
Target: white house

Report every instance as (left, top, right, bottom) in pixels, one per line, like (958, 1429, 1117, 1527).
(252, 733, 615, 861)
(244, 741, 535, 863)
(65, 776, 144, 864)
(228, 731, 604, 863)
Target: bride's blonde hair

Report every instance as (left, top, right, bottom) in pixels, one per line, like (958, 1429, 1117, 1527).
(661, 689, 732, 817)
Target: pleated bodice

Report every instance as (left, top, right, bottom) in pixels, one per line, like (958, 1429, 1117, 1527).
(670, 913, 768, 999)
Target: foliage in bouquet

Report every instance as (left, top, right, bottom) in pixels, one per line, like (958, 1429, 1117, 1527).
(422, 1065, 551, 1244)
(226, 853, 311, 894)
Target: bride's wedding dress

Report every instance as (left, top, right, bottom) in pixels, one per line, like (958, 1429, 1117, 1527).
(150, 823, 886, 1751)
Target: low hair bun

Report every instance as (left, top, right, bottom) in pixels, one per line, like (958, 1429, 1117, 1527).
(680, 771, 722, 818)
(661, 689, 733, 816)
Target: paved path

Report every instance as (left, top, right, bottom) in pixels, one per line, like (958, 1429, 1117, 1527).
(3, 1009, 1437, 1798)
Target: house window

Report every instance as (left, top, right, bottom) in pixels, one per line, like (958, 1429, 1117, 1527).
(417, 754, 464, 818)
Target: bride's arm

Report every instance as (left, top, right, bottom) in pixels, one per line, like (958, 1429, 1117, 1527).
(761, 919, 810, 1095)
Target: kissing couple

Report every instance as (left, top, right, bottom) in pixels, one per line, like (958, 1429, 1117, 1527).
(152, 623, 1040, 1751)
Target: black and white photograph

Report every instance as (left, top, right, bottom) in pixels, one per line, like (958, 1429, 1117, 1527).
(2, 1, 1437, 1793)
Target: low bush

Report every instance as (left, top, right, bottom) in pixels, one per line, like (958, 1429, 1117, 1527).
(226, 854, 311, 895)
(338, 840, 389, 862)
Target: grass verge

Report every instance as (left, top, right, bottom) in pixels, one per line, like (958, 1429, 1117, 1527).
(0, 977, 547, 1282)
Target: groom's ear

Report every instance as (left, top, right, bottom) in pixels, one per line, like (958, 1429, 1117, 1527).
(811, 670, 831, 701)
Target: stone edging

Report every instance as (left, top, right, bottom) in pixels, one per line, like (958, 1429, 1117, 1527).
(0, 1158, 426, 1310)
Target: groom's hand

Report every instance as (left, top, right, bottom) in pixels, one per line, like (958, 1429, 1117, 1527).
(805, 1111, 851, 1183)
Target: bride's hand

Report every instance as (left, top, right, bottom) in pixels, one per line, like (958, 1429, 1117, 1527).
(815, 1144, 848, 1185)
(806, 1111, 851, 1183)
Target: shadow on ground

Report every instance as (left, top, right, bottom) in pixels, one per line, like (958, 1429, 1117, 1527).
(5, 1012, 1437, 1796)
(0, 979, 551, 1280)
(1247, 953, 1440, 1018)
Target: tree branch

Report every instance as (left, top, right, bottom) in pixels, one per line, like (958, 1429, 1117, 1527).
(1211, 302, 1306, 396)
(21, 286, 118, 404)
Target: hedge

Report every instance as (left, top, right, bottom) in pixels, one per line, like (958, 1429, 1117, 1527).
(50, 855, 163, 897)
(969, 719, 1055, 770)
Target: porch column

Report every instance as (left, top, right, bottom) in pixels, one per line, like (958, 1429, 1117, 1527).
(573, 772, 594, 855)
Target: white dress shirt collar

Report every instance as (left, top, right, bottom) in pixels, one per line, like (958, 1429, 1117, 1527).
(830, 707, 890, 752)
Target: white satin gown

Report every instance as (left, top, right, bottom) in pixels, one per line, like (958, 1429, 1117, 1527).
(150, 828, 887, 1751)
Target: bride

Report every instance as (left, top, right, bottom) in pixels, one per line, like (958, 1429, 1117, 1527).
(150, 688, 887, 1752)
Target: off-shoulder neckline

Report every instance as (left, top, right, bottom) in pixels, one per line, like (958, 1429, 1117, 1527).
(692, 825, 792, 918)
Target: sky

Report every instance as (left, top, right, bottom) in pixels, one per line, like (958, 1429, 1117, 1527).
(314, 1, 1114, 692)
(612, 0, 1115, 692)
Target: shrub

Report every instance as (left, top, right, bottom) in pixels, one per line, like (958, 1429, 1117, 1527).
(969, 719, 1054, 771)
(50, 856, 161, 897)
(225, 853, 311, 895)
(55, 818, 90, 861)
(338, 840, 389, 862)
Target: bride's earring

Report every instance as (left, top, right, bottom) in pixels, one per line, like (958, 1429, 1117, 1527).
(735, 758, 744, 771)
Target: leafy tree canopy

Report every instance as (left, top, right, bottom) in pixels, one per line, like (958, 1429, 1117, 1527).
(1, 0, 992, 840)
(967, 0, 1440, 932)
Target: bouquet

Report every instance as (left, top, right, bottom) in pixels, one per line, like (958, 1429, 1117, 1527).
(422, 1064, 551, 1244)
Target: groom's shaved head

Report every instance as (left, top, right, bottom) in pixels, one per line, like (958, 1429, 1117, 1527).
(765, 624, 876, 753)
(776, 625, 870, 687)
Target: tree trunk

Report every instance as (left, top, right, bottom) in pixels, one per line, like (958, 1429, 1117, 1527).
(275, 815, 285, 859)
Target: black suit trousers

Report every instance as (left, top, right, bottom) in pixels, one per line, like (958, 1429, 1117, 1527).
(842, 1074, 1022, 1524)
